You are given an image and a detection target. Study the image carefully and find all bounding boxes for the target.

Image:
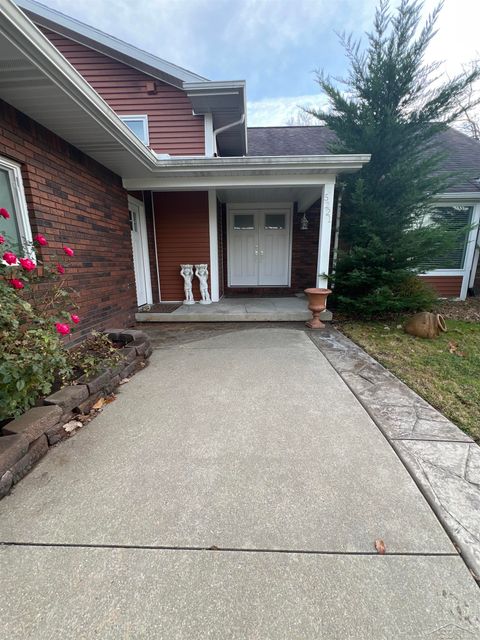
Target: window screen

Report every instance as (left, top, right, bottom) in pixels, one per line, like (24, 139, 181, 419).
(421, 205, 473, 270)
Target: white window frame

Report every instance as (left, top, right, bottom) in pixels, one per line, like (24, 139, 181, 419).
(0, 156, 34, 260)
(119, 115, 149, 145)
(420, 200, 480, 300)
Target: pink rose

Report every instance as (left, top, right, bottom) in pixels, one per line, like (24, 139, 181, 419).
(3, 251, 17, 265)
(0, 234, 4, 244)
(70, 314, 80, 324)
(0, 207, 10, 219)
(57, 263, 65, 274)
(19, 257, 36, 272)
(63, 246, 74, 257)
(10, 278, 24, 290)
(55, 322, 70, 335)
(34, 234, 48, 246)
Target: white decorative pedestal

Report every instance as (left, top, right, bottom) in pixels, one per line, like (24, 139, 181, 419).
(195, 264, 211, 305)
(180, 264, 195, 305)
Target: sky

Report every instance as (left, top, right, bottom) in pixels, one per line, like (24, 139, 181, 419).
(31, 0, 480, 126)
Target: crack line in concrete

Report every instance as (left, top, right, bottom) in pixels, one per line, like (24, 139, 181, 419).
(0, 541, 459, 556)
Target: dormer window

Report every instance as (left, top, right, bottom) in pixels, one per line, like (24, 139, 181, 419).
(119, 115, 149, 145)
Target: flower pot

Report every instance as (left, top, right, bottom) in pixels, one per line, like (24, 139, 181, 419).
(404, 312, 447, 339)
(304, 288, 332, 329)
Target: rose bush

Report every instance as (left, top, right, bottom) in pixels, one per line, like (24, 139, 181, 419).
(0, 208, 79, 419)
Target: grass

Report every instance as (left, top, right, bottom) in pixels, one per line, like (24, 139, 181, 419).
(338, 316, 480, 442)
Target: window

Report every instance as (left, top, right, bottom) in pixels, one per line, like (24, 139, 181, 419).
(0, 157, 33, 256)
(119, 115, 149, 145)
(233, 214, 255, 230)
(420, 204, 473, 270)
(265, 213, 286, 230)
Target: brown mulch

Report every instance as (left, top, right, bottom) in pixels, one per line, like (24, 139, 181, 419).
(139, 303, 182, 313)
(436, 297, 480, 323)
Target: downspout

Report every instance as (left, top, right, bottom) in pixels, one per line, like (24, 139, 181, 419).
(213, 114, 245, 155)
(331, 182, 345, 286)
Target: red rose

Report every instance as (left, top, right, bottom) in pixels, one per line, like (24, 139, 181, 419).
(10, 278, 24, 290)
(19, 257, 36, 272)
(63, 246, 74, 257)
(34, 234, 48, 246)
(57, 263, 65, 274)
(0, 234, 4, 244)
(0, 207, 10, 219)
(55, 322, 70, 335)
(3, 251, 17, 265)
(70, 314, 80, 324)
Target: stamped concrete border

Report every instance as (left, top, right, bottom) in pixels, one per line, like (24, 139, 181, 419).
(309, 326, 480, 581)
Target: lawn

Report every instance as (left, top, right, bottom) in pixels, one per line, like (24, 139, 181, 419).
(338, 305, 480, 442)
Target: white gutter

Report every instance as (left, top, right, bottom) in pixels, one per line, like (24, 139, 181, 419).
(213, 114, 245, 155)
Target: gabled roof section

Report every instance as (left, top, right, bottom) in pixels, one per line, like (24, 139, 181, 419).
(16, 0, 208, 89)
(249, 125, 480, 194)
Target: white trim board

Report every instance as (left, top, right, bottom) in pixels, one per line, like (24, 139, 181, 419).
(128, 195, 153, 306)
(208, 190, 220, 302)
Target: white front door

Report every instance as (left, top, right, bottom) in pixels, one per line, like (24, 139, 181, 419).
(129, 196, 152, 306)
(228, 205, 292, 286)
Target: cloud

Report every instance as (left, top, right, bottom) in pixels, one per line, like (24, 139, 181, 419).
(247, 94, 328, 127)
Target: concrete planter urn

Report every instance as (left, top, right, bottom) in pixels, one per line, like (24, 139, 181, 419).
(304, 288, 332, 329)
(404, 312, 447, 339)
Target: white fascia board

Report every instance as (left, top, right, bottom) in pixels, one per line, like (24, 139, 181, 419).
(2, 0, 157, 169)
(17, 0, 207, 86)
(151, 154, 371, 171)
(184, 80, 246, 93)
(123, 174, 339, 191)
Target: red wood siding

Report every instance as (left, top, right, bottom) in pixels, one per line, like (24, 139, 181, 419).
(40, 29, 205, 156)
(0, 99, 137, 337)
(153, 192, 210, 300)
(420, 275, 463, 297)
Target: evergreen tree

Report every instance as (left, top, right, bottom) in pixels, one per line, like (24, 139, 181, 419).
(310, 0, 480, 316)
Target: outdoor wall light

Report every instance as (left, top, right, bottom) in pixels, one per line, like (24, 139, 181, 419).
(300, 213, 309, 230)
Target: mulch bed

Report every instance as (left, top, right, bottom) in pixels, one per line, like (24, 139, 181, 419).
(436, 297, 480, 323)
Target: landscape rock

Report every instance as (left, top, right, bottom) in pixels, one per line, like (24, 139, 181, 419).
(0, 434, 29, 476)
(10, 435, 48, 484)
(44, 385, 89, 412)
(4, 405, 62, 444)
(0, 470, 13, 499)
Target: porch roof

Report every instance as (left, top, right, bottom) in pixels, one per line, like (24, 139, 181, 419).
(122, 154, 371, 191)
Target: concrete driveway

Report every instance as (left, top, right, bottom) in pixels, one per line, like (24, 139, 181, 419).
(0, 326, 479, 638)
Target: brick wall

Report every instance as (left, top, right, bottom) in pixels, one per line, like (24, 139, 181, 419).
(0, 99, 137, 336)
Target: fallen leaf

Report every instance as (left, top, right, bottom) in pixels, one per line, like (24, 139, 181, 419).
(119, 378, 130, 385)
(208, 545, 219, 551)
(448, 341, 458, 354)
(92, 398, 106, 410)
(374, 539, 386, 555)
(63, 420, 82, 433)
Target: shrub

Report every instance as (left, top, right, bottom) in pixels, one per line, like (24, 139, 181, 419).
(335, 274, 438, 319)
(0, 284, 72, 418)
(0, 207, 79, 419)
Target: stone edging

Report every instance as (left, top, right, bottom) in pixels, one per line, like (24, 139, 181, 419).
(308, 326, 480, 581)
(0, 328, 153, 501)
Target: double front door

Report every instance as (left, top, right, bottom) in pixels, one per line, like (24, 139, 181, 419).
(228, 205, 292, 286)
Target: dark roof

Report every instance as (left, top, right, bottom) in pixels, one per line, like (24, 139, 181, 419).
(431, 128, 480, 193)
(247, 125, 480, 194)
(247, 126, 337, 156)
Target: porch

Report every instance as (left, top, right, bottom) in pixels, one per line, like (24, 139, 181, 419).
(124, 154, 370, 316)
(135, 295, 332, 322)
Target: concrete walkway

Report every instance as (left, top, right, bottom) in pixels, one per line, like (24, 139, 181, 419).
(0, 326, 479, 638)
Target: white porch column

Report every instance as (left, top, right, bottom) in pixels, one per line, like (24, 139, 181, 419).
(208, 189, 220, 302)
(316, 180, 336, 288)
